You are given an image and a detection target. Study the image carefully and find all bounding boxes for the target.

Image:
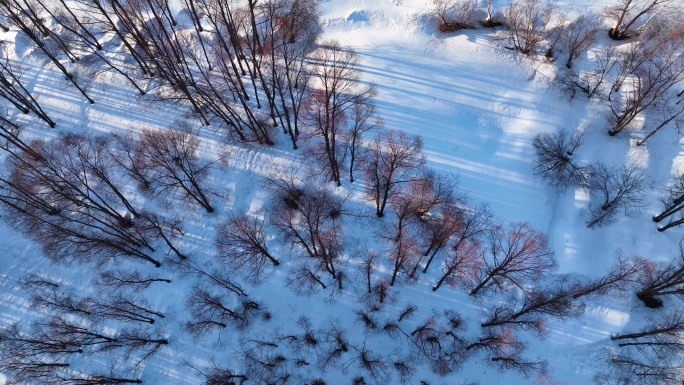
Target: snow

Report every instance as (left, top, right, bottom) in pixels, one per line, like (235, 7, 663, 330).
(0, 0, 683, 384)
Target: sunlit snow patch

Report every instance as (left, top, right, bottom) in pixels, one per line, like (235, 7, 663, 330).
(574, 186, 590, 208)
(586, 306, 630, 328)
(627, 139, 649, 169)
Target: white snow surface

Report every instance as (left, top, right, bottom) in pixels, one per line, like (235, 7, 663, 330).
(0, 0, 682, 384)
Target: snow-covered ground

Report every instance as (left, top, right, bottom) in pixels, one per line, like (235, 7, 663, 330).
(0, 0, 683, 384)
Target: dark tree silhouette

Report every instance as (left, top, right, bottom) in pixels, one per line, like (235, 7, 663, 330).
(605, 0, 677, 40)
(363, 129, 425, 217)
(532, 129, 589, 190)
(470, 222, 556, 295)
(586, 163, 651, 228)
(216, 214, 279, 283)
(481, 282, 584, 336)
(134, 126, 217, 213)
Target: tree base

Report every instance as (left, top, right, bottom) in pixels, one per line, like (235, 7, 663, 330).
(637, 292, 663, 309)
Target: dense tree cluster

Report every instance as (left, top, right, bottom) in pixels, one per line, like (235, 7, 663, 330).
(0, 0, 682, 384)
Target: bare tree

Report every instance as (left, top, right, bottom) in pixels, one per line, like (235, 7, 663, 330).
(652, 172, 684, 231)
(0, 0, 95, 104)
(636, 251, 684, 307)
(555, 45, 619, 99)
(562, 14, 600, 69)
(0, 132, 165, 267)
(405, 312, 468, 376)
(603, 311, 684, 385)
(0, 52, 55, 127)
(345, 345, 390, 382)
(470, 222, 557, 295)
(89, 294, 165, 325)
(216, 214, 279, 284)
(286, 263, 328, 295)
(185, 286, 260, 336)
(611, 309, 684, 346)
(381, 215, 420, 287)
(433, 0, 478, 33)
(432, 237, 482, 291)
(503, 0, 555, 55)
(608, 32, 684, 136)
(271, 186, 344, 281)
(0, 323, 74, 384)
(134, 126, 218, 213)
(422, 203, 492, 275)
(532, 129, 589, 190)
(306, 41, 376, 186)
(363, 129, 425, 217)
(481, 282, 584, 335)
(572, 255, 648, 299)
(601, 353, 683, 385)
(605, 0, 678, 40)
(95, 269, 172, 292)
(586, 163, 651, 228)
(343, 98, 382, 183)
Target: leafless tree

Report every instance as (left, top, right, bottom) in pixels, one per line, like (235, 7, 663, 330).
(490, 354, 547, 378)
(0, 52, 55, 127)
(0, 0, 95, 104)
(43, 372, 143, 385)
(0, 132, 165, 267)
(562, 14, 601, 69)
(343, 98, 382, 183)
(89, 294, 165, 325)
(433, 0, 478, 33)
(432, 237, 482, 291)
(608, 32, 684, 136)
(363, 129, 425, 217)
(271, 186, 344, 282)
(586, 163, 651, 228)
(306, 41, 376, 186)
(503, 0, 556, 55)
(602, 312, 684, 385)
(422, 203, 492, 276)
(95, 269, 172, 292)
(216, 214, 278, 284)
(467, 326, 546, 376)
(406, 312, 468, 376)
(481, 282, 585, 336)
(381, 216, 420, 287)
(344, 345, 390, 382)
(286, 262, 328, 295)
(175, 258, 247, 297)
(611, 309, 684, 347)
(37, 315, 117, 352)
(470, 222, 557, 295)
(185, 285, 260, 336)
(201, 365, 247, 385)
(532, 129, 589, 190)
(605, 0, 678, 40)
(555, 45, 619, 99)
(255, 0, 320, 148)
(23, 284, 94, 317)
(600, 352, 683, 385)
(481, 0, 504, 28)
(240, 335, 297, 384)
(133, 126, 217, 212)
(0, 323, 74, 384)
(652, 172, 684, 231)
(572, 254, 649, 299)
(113, 328, 169, 365)
(636, 251, 684, 307)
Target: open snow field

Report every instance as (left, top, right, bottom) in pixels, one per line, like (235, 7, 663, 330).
(0, 0, 683, 384)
